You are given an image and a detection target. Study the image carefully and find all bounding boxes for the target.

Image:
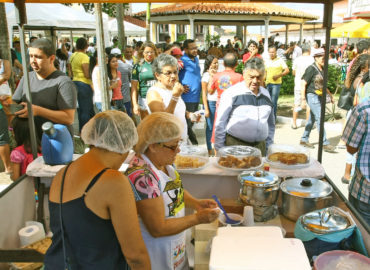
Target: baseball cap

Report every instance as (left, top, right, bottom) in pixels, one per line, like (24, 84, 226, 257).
(312, 48, 325, 57)
(111, 48, 122, 55)
(171, 47, 183, 56)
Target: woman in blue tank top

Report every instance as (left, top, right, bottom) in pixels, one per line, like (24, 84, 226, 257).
(44, 111, 151, 270)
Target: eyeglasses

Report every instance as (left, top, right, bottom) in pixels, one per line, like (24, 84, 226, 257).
(143, 51, 155, 55)
(161, 71, 178, 77)
(159, 140, 182, 151)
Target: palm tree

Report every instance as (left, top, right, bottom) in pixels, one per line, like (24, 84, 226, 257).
(146, 3, 151, 41)
(116, 3, 125, 48)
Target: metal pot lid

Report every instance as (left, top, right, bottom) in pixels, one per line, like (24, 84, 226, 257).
(238, 170, 279, 187)
(280, 178, 333, 198)
(301, 206, 350, 234)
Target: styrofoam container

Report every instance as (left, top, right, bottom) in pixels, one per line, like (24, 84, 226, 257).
(217, 226, 284, 239)
(209, 237, 311, 270)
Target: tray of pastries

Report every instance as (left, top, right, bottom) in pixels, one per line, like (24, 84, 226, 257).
(216, 145, 262, 171)
(174, 145, 209, 172)
(266, 144, 311, 169)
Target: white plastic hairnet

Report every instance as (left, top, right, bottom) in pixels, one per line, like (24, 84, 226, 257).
(81, 110, 138, 154)
(135, 112, 183, 154)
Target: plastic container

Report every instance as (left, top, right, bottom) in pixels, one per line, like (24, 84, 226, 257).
(314, 250, 370, 270)
(174, 145, 209, 172)
(216, 145, 262, 171)
(218, 213, 243, 226)
(41, 122, 73, 165)
(266, 144, 311, 169)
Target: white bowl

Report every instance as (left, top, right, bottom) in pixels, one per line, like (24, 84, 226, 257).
(218, 213, 243, 226)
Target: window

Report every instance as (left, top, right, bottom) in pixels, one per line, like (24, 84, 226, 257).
(158, 24, 170, 42)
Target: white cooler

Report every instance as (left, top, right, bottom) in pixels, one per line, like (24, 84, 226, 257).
(209, 227, 311, 270)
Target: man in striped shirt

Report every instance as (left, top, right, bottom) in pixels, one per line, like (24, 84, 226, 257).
(341, 99, 370, 224)
(214, 58, 275, 156)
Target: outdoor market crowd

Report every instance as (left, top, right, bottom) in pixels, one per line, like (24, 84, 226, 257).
(0, 33, 369, 268)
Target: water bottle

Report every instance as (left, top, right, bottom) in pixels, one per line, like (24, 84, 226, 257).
(41, 122, 73, 165)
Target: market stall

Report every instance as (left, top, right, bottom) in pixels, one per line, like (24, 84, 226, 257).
(1, 151, 369, 267)
(1, 0, 370, 268)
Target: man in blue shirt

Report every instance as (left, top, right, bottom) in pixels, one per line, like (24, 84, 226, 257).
(179, 39, 201, 145)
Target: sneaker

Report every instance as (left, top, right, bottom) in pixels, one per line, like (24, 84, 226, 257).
(323, 144, 336, 153)
(300, 141, 315, 148)
(341, 177, 350, 184)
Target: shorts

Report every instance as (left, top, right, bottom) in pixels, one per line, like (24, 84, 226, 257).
(138, 96, 148, 111)
(294, 87, 302, 106)
(0, 109, 10, 146)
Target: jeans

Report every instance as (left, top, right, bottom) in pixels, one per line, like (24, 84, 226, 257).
(185, 102, 199, 145)
(301, 93, 329, 145)
(74, 81, 95, 132)
(266, 83, 281, 118)
(112, 99, 127, 113)
(205, 100, 216, 151)
(349, 195, 370, 225)
(124, 101, 132, 117)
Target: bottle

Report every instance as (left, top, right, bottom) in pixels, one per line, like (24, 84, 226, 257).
(41, 122, 73, 165)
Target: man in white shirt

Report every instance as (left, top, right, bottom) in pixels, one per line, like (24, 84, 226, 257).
(291, 44, 314, 129)
(214, 58, 275, 156)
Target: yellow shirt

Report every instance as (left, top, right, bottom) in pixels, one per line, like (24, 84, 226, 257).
(70, 52, 91, 84)
(265, 57, 287, 85)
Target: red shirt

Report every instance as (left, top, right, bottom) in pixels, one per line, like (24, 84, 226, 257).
(242, 52, 262, 63)
(111, 71, 123, 100)
(209, 70, 244, 100)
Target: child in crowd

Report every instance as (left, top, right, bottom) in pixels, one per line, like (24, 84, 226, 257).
(10, 117, 42, 180)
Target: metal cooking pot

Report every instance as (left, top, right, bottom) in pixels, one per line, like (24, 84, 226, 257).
(238, 170, 280, 206)
(280, 178, 333, 221)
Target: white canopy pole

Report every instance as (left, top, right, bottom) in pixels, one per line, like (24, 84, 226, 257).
(14, 0, 38, 159)
(94, 3, 110, 112)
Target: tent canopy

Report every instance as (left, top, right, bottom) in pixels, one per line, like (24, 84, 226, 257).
(6, 3, 98, 31)
(330, 18, 370, 38)
(107, 19, 145, 37)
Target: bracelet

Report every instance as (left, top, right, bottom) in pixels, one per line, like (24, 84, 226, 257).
(171, 95, 179, 102)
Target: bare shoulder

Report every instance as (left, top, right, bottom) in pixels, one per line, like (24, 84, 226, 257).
(98, 170, 133, 197)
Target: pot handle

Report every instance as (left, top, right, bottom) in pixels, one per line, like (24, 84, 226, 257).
(264, 186, 279, 193)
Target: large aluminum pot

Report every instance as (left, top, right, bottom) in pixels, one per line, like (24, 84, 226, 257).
(238, 170, 280, 206)
(280, 178, 333, 221)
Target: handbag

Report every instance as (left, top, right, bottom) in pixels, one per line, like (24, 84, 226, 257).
(337, 87, 354, 110)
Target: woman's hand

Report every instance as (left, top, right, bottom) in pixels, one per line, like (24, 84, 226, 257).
(195, 199, 218, 211)
(133, 103, 140, 116)
(196, 208, 220, 224)
(204, 108, 210, 118)
(172, 82, 184, 97)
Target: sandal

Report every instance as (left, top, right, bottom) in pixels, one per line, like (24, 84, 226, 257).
(291, 124, 298, 129)
(341, 177, 350, 184)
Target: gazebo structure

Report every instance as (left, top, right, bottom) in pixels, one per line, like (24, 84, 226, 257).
(135, 2, 318, 51)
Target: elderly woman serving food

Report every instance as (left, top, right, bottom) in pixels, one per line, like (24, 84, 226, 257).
(125, 112, 219, 270)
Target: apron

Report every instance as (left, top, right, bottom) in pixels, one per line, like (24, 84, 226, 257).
(140, 155, 189, 270)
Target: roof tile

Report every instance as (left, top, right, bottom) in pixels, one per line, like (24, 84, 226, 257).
(135, 3, 318, 20)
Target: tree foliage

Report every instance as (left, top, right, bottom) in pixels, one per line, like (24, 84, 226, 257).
(64, 3, 127, 17)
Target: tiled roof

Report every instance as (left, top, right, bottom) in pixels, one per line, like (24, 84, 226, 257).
(124, 15, 146, 28)
(270, 23, 343, 32)
(135, 3, 318, 20)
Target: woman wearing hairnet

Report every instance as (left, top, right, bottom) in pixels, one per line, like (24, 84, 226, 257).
(44, 111, 151, 269)
(125, 112, 219, 270)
